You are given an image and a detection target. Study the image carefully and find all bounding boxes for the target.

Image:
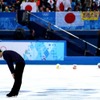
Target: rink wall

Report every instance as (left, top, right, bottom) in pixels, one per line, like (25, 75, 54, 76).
(0, 40, 100, 65)
(0, 12, 100, 30)
(0, 40, 66, 63)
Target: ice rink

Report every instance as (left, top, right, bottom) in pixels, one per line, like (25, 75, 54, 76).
(0, 64, 100, 100)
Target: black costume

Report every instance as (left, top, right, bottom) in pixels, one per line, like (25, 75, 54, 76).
(3, 50, 25, 97)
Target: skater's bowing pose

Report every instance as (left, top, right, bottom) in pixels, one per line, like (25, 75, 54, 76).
(0, 50, 25, 97)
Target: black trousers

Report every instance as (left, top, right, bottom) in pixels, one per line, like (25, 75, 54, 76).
(10, 62, 25, 95)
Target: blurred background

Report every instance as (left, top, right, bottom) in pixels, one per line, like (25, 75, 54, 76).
(0, 0, 100, 64)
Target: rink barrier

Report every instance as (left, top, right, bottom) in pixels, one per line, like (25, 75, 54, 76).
(0, 40, 100, 65)
(0, 56, 100, 65)
(0, 40, 66, 63)
(21, 56, 100, 65)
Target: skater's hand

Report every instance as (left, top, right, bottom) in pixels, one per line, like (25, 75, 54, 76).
(12, 73, 15, 79)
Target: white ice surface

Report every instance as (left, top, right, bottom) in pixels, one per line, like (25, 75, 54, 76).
(0, 64, 100, 100)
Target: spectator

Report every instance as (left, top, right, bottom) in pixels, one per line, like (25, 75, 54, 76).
(74, 4, 80, 11)
(39, 0, 47, 7)
(45, 7, 51, 12)
(71, 0, 76, 11)
(81, 1, 87, 11)
(4, 6, 10, 12)
(14, 28, 25, 40)
(10, 6, 16, 12)
(47, 0, 55, 11)
(91, 1, 98, 11)
(0, 0, 5, 12)
(15, 0, 23, 11)
(38, 5, 45, 12)
(10, 4, 16, 12)
(74, 1, 82, 11)
(28, 29, 36, 40)
(1, 0, 100, 12)
(5, 0, 16, 5)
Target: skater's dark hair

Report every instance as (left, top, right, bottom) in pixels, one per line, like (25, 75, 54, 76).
(0, 49, 2, 52)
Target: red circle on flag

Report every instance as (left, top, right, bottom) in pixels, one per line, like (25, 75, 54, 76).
(25, 5, 32, 11)
(64, 13, 75, 23)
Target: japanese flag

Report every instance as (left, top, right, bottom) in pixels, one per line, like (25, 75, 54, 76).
(48, 0, 54, 5)
(56, 12, 84, 27)
(21, 2, 37, 12)
(56, 0, 64, 11)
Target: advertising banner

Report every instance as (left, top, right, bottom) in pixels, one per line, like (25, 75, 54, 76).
(0, 41, 66, 61)
(81, 11, 99, 20)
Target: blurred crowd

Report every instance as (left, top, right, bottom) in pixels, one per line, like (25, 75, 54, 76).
(0, 0, 100, 12)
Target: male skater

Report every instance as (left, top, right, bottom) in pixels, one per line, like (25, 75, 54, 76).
(0, 49, 25, 97)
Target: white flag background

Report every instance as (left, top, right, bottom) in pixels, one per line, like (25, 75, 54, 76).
(55, 12, 84, 27)
(21, 2, 37, 12)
